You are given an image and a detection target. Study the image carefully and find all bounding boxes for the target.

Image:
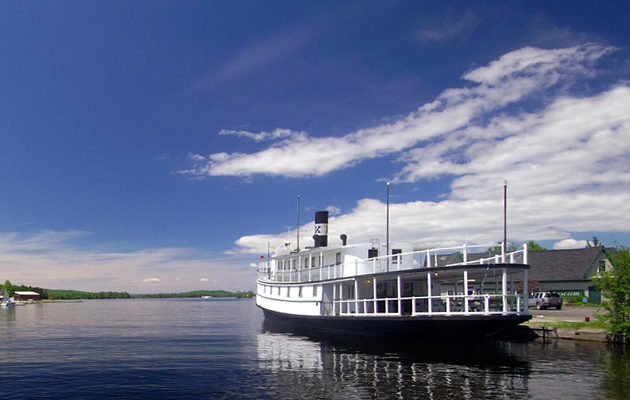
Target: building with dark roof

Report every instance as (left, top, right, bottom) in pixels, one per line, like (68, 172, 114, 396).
(432, 246, 610, 304)
(525, 246, 609, 303)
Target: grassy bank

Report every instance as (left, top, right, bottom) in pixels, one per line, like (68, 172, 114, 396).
(527, 320, 609, 330)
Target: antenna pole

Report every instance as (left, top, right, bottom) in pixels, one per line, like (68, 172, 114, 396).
(503, 181, 507, 262)
(297, 194, 300, 252)
(387, 182, 390, 270)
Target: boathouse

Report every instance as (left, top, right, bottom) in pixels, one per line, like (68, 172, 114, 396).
(13, 291, 41, 301)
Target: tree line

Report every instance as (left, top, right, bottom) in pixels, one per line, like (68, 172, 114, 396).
(137, 290, 254, 298)
(47, 289, 131, 299)
(0, 281, 131, 299)
(0, 281, 254, 300)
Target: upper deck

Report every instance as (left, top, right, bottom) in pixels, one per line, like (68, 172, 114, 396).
(258, 243, 529, 284)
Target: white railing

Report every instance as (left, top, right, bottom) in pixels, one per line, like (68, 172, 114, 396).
(332, 293, 525, 317)
(258, 243, 529, 284)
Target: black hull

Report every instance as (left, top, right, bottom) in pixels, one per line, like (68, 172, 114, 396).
(260, 307, 531, 342)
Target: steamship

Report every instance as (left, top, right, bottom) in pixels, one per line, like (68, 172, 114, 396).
(256, 211, 531, 341)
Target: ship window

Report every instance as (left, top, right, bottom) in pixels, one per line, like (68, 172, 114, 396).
(347, 284, 355, 299)
(298, 287, 303, 297)
(392, 249, 402, 264)
(313, 286, 317, 297)
(277, 286, 281, 295)
(336, 252, 341, 265)
(368, 248, 378, 259)
(286, 287, 290, 297)
(292, 259, 297, 270)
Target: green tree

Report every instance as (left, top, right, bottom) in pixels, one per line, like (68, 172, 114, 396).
(527, 241, 547, 251)
(587, 236, 602, 248)
(487, 242, 519, 256)
(2, 280, 14, 296)
(593, 247, 630, 343)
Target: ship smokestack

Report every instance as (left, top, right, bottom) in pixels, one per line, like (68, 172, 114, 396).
(313, 211, 329, 248)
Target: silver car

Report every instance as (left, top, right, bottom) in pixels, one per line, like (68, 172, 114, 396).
(528, 291, 562, 310)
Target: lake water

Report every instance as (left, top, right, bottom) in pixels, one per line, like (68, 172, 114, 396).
(1, 298, 628, 399)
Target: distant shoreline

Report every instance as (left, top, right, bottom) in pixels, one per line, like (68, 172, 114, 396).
(132, 290, 254, 299)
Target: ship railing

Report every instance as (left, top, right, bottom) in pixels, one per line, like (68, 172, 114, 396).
(333, 293, 525, 316)
(257, 243, 528, 283)
(447, 245, 528, 267)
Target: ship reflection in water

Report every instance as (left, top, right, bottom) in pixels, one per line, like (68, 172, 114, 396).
(259, 319, 533, 399)
(259, 319, 626, 400)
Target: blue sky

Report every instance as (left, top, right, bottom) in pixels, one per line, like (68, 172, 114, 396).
(1, 1, 628, 292)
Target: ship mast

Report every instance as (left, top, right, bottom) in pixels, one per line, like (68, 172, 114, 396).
(503, 180, 507, 262)
(386, 182, 390, 270)
(296, 194, 300, 252)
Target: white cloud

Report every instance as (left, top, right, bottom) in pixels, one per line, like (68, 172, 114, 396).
(397, 85, 630, 195)
(553, 239, 589, 249)
(181, 44, 613, 179)
(192, 28, 315, 91)
(417, 11, 478, 42)
(221, 44, 630, 255)
(0, 231, 253, 292)
(219, 128, 301, 142)
(187, 153, 206, 162)
(326, 206, 341, 216)
(200, 278, 209, 282)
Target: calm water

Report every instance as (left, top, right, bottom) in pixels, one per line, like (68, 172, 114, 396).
(0, 299, 628, 399)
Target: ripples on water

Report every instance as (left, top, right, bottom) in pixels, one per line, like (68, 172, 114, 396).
(0, 299, 627, 399)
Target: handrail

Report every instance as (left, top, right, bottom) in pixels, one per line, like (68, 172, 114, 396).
(258, 243, 529, 284)
(332, 293, 525, 316)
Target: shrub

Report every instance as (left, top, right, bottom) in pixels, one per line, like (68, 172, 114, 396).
(593, 247, 630, 343)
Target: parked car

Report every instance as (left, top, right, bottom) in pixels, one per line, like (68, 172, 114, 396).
(528, 292, 562, 310)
